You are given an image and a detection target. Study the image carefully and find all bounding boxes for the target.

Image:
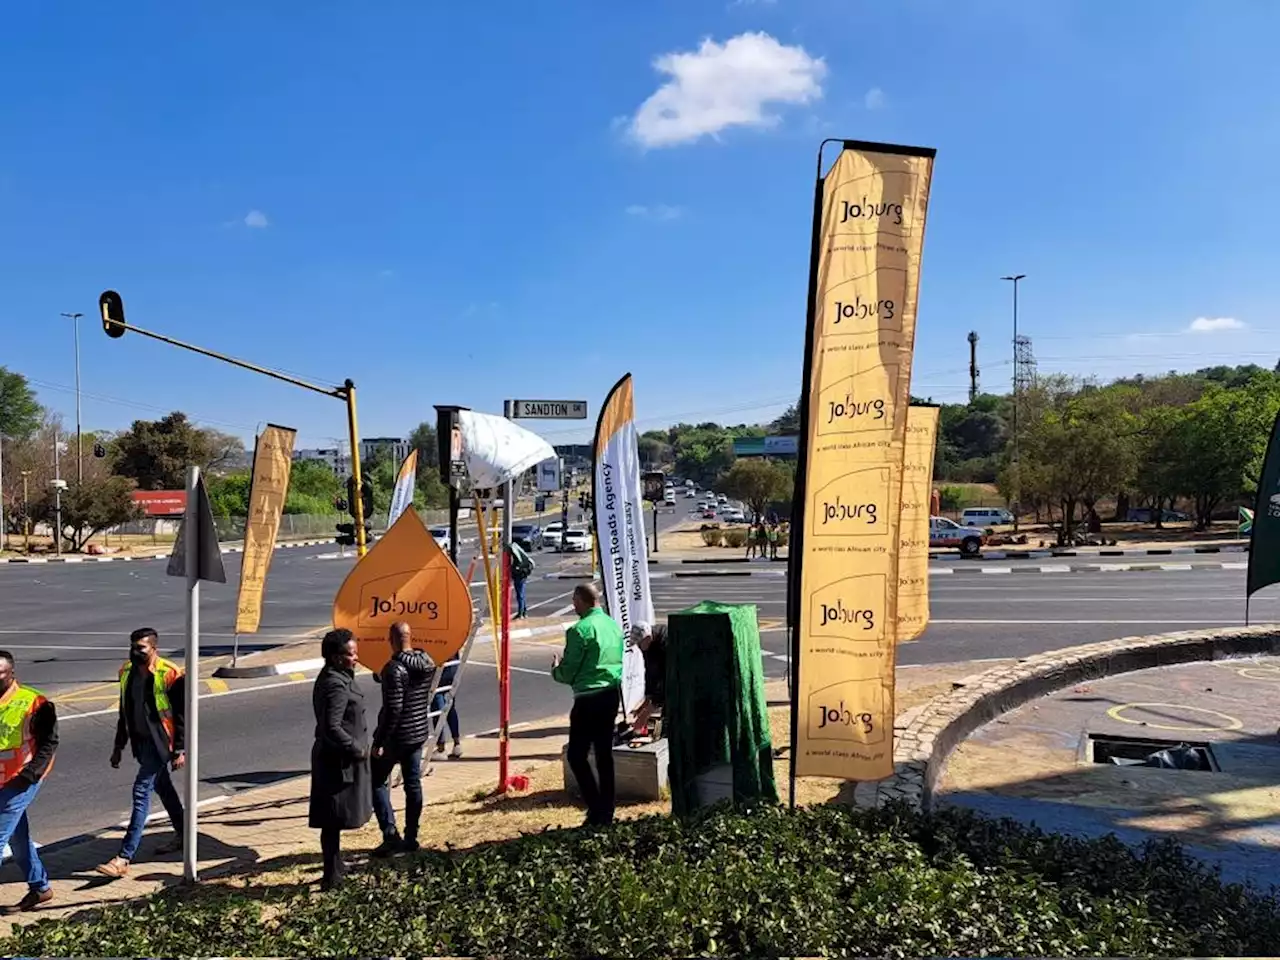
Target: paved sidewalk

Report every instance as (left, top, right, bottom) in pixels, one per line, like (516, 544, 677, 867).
(0, 709, 575, 934)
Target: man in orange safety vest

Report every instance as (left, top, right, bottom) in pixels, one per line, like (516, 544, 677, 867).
(96, 627, 186, 879)
(0, 650, 58, 913)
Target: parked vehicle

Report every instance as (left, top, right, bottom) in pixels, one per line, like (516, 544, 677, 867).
(511, 523, 544, 551)
(960, 507, 1014, 527)
(543, 522, 563, 549)
(723, 510, 746, 524)
(1126, 507, 1190, 523)
(429, 526, 452, 554)
(929, 516, 985, 557)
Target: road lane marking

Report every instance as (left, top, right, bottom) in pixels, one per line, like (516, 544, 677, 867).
(929, 618, 1241, 625)
(206, 678, 230, 694)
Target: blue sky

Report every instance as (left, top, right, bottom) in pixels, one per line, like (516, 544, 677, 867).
(3, 1, 1279, 450)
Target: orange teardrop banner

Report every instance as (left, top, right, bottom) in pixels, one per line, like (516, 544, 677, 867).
(332, 507, 475, 674)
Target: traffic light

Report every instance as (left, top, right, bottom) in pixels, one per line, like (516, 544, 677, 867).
(98, 290, 127, 338)
(335, 523, 356, 546)
(335, 497, 348, 513)
(345, 476, 375, 521)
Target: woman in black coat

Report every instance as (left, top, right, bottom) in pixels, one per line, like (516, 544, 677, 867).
(309, 628, 372, 890)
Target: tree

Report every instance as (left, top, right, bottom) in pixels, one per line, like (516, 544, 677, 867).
(32, 476, 140, 552)
(1167, 377, 1280, 529)
(1, 417, 65, 534)
(768, 403, 801, 435)
(0, 367, 43, 441)
(407, 421, 440, 475)
(1018, 383, 1138, 536)
(638, 435, 668, 468)
(206, 471, 251, 518)
(716, 459, 793, 519)
(113, 412, 245, 489)
(673, 427, 735, 487)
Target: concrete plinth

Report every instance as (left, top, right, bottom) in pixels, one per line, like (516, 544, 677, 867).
(561, 739, 670, 801)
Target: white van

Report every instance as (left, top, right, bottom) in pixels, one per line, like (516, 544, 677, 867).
(960, 507, 1014, 527)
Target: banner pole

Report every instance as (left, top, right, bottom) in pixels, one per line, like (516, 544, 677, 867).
(786, 141, 841, 810)
(474, 497, 501, 683)
(183, 465, 200, 882)
(499, 550, 512, 792)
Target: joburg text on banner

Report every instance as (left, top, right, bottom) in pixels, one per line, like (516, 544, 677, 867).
(591, 373, 653, 718)
(898, 404, 939, 643)
(792, 141, 935, 781)
(235, 424, 296, 634)
(333, 506, 474, 674)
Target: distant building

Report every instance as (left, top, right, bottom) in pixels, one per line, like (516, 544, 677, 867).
(294, 447, 349, 474)
(732, 435, 798, 459)
(360, 437, 411, 466)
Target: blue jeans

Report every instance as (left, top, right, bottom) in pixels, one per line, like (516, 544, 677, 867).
(514, 577, 528, 617)
(372, 745, 424, 842)
(120, 739, 185, 861)
(433, 691, 460, 746)
(0, 778, 49, 893)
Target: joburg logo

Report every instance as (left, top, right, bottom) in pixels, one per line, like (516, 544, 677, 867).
(809, 574, 886, 641)
(367, 593, 439, 621)
(815, 701, 875, 734)
(831, 295, 896, 324)
(806, 679, 885, 744)
(811, 468, 892, 539)
(839, 197, 904, 226)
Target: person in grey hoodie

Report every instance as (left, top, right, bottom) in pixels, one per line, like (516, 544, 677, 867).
(370, 621, 435, 856)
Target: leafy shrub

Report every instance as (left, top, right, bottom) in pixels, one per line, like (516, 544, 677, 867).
(7, 804, 1278, 958)
(722, 528, 747, 548)
(938, 485, 966, 511)
(775, 528, 789, 549)
(700, 528, 722, 546)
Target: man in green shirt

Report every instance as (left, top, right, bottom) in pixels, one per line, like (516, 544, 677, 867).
(552, 584, 624, 826)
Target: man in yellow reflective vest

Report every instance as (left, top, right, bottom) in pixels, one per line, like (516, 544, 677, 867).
(0, 650, 57, 913)
(96, 627, 186, 879)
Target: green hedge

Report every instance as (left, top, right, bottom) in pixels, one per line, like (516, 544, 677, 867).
(7, 804, 1278, 957)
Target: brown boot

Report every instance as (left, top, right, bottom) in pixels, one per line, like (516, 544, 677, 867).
(95, 856, 130, 878)
(3, 888, 52, 914)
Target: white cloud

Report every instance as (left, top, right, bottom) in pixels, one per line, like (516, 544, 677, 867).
(864, 87, 886, 110)
(627, 32, 826, 148)
(625, 203, 684, 221)
(243, 209, 269, 229)
(1187, 316, 1244, 333)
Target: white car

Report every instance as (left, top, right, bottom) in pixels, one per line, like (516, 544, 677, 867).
(429, 526, 452, 554)
(723, 510, 746, 524)
(663, 493, 676, 506)
(685, 489, 697, 498)
(717, 494, 728, 504)
(562, 528, 592, 552)
(930, 516, 985, 557)
(543, 522, 563, 549)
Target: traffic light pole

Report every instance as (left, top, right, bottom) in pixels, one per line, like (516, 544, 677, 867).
(98, 291, 370, 556)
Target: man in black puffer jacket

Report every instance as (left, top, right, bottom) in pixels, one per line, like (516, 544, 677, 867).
(371, 621, 435, 856)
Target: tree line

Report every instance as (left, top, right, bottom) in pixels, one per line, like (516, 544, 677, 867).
(0, 366, 455, 552)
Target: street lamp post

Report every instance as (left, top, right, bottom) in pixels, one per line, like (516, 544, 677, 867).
(20, 471, 29, 554)
(61, 312, 84, 484)
(1000, 274, 1025, 533)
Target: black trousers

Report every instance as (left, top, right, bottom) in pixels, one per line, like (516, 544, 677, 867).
(567, 685, 620, 825)
(320, 826, 343, 884)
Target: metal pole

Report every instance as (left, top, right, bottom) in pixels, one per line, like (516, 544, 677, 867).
(498, 400, 515, 792)
(53, 430, 62, 557)
(21, 473, 29, 553)
(448, 485, 460, 566)
(183, 465, 200, 881)
(344, 381, 368, 557)
(1001, 274, 1025, 533)
(62, 312, 84, 484)
(0, 432, 6, 554)
(652, 501, 659, 553)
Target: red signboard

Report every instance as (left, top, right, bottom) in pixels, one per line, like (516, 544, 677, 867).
(132, 490, 187, 517)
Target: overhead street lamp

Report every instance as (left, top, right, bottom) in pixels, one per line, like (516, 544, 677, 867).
(61, 312, 84, 484)
(1000, 274, 1026, 532)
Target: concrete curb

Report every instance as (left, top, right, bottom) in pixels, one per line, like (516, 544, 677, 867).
(212, 621, 576, 679)
(936, 560, 1247, 576)
(2, 538, 335, 565)
(849, 625, 1280, 814)
(931, 544, 1249, 562)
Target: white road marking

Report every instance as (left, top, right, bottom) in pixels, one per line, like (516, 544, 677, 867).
(930, 618, 1241, 625)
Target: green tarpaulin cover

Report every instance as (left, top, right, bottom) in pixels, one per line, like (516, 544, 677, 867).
(665, 601, 778, 816)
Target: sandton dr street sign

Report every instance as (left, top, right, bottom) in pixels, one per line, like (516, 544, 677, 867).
(513, 400, 588, 419)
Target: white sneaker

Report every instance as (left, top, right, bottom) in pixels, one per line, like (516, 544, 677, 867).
(449, 742, 463, 759)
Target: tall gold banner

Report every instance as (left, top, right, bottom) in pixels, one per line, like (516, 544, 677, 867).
(898, 405, 939, 642)
(235, 424, 296, 634)
(792, 140, 935, 782)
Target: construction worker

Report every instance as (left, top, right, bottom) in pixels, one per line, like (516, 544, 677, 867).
(0, 651, 57, 913)
(97, 628, 186, 879)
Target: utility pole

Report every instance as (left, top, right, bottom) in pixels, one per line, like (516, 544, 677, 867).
(53, 430, 63, 556)
(61, 312, 84, 483)
(21, 471, 30, 554)
(967, 330, 980, 402)
(99, 290, 370, 556)
(0, 431, 5, 554)
(1000, 274, 1026, 532)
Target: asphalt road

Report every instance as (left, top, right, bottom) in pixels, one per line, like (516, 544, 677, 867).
(0, 504, 688, 847)
(0, 514, 1267, 848)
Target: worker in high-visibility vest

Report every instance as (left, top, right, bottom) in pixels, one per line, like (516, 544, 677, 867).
(96, 628, 186, 879)
(0, 650, 57, 914)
